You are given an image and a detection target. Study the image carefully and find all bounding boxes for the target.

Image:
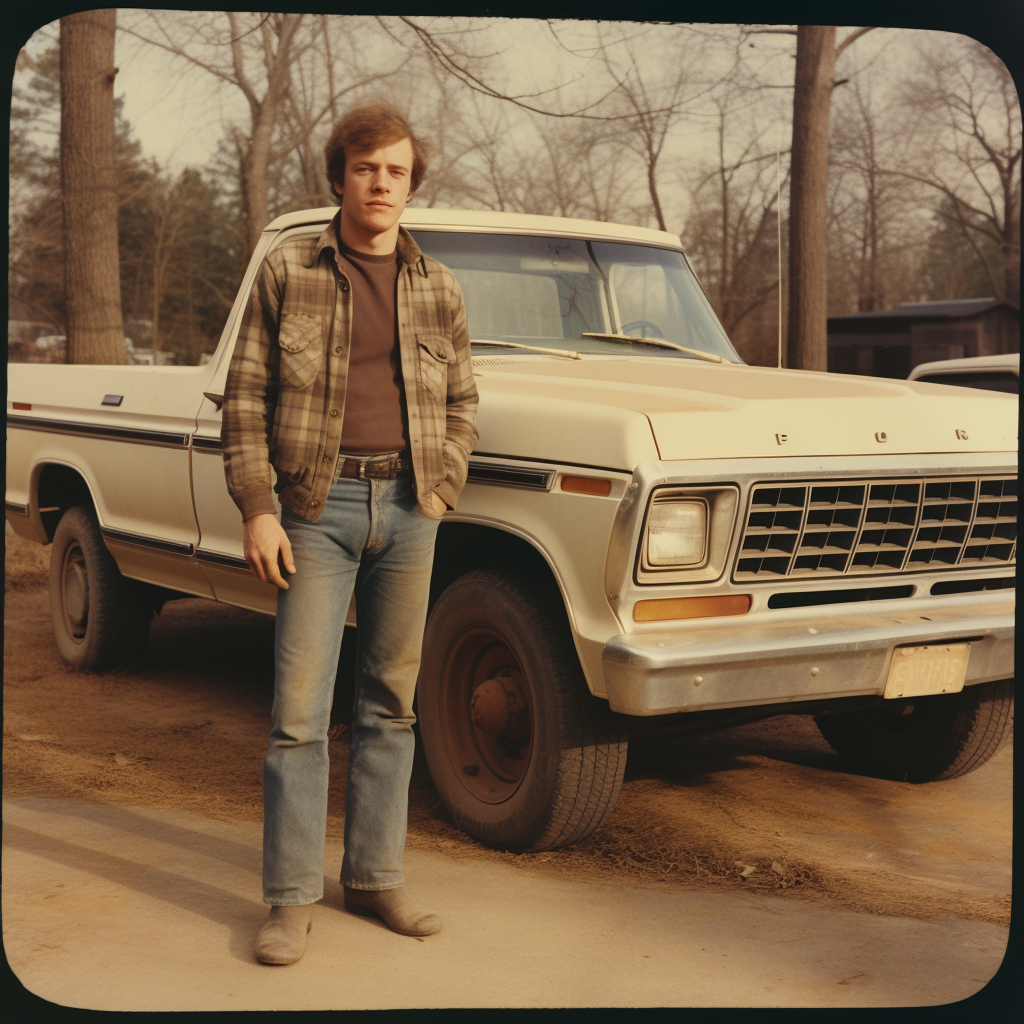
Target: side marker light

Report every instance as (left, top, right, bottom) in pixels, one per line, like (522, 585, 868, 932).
(633, 594, 751, 622)
(561, 475, 612, 497)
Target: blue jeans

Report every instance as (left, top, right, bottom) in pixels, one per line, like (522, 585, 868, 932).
(262, 470, 440, 905)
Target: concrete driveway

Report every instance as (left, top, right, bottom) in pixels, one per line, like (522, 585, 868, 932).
(2, 795, 1010, 1011)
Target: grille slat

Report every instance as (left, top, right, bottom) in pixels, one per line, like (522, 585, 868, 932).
(735, 476, 1016, 581)
(806, 526, 859, 535)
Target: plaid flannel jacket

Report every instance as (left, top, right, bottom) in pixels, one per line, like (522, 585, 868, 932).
(222, 214, 479, 523)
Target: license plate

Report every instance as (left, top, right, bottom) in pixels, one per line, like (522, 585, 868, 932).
(884, 644, 970, 699)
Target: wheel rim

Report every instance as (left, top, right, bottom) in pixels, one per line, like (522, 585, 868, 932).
(60, 542, 89, 643)
(438, 624, 534, 804)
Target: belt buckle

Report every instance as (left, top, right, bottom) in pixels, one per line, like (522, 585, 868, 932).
(357, 458, 368, 480)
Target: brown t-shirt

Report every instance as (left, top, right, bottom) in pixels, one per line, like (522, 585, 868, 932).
(335, 238, 408, 455)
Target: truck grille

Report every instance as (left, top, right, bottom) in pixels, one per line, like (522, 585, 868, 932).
(735, 476, 1016, 580)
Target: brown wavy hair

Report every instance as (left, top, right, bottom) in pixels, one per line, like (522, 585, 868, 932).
(324, 103, 429, 199)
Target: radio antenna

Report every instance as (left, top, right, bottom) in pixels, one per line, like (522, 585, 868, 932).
(777, 137, 783, 369)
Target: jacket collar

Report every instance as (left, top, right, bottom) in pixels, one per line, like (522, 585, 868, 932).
(306, 208, 426, 275)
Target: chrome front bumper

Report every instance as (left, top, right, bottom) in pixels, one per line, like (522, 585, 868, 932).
(602, 592, 1015, 715)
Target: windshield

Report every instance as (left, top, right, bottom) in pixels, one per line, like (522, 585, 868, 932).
(409, 231, 741, 363)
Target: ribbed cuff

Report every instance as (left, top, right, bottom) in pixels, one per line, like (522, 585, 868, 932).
(233, 484, 278, 522)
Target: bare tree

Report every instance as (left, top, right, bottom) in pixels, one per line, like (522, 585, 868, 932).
(687, 92, 785, 343)
(893, 38, 1021, 304)
(147, 175, 187, 353)
(60, 9, 125, 364)
(10, 43, 64, 330)
(454, 103, 529, 213)
(590, 25, 734, 231)
(119, 12, 304, 255)
(119, 12, 405, 256)
(230, 11, 303, 252)
(447, 104, 638, 220)
(396, 58, 646, 222)
(407, 57, 502, 210)
(395, 18, 734, 231)
(827, 74, 924, 314)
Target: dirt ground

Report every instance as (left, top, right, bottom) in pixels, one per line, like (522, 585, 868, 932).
(4, 530, 1012, 928)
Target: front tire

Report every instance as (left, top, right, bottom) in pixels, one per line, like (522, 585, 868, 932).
(814, 679, 1013, 782)
(418, 570, 627, 852)
(48, 505, 153, 670)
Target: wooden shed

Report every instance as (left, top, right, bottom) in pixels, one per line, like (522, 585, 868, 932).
(827, 298, 1020, 379)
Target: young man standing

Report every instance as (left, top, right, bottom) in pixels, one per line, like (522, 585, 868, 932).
(222, 104, 479, 965)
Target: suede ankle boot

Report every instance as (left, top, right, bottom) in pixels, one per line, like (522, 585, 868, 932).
(343, 886, 441, 936)
(255, 903, 314, 964)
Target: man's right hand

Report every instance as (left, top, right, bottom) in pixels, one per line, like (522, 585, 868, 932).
(243, 513, 296, 589)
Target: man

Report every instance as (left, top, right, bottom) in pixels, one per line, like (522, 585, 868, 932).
(222, 103, 479, 965)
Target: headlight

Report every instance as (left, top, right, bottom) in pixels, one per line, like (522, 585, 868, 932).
(637, 486, 739, 583)
(646, 500, 707, 566)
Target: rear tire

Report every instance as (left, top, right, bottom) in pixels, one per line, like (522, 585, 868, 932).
(418, 569, 627, 852)
(48, 505, 153, 670)
(814, 679, 1013, 782)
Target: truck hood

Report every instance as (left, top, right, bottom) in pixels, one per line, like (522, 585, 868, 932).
(471, 356, 1017, 468)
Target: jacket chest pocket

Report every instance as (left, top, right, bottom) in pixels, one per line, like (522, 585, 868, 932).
(417, 334, 456, 400)
(278, 313, 323, 390)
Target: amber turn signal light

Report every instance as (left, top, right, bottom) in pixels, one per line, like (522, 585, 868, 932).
(632, 594, 751, 622)
(561, 475, 612, 497)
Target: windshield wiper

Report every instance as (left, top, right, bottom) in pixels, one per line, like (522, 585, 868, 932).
(472, 339, 581, 360)
(581, 332, 729, 364)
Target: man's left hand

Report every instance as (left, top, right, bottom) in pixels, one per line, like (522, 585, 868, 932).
(430, 492, 447, 515)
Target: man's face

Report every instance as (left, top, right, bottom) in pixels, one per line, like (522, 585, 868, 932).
(334, 137, 415, 241)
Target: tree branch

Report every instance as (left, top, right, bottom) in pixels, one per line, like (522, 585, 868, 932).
(883, 167, 1002, 238)
(835, 27, 875, 58)
(117, 22, 237, 89)
(393, 16, 701, 122)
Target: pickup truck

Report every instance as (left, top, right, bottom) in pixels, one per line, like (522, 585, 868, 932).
(908, 352, 1019, 395)
(7, 207, 1016, 854)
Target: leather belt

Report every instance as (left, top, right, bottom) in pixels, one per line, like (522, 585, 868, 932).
(335, 451, 410, 481)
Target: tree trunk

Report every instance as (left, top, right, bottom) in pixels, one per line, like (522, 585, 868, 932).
(60, 9, 125, 364)
(235, 13, 303, 257)
(786, 25, 836, 371)
(1004, 181, 1021, 306)
(241, 110, 274, 257)
(865, 168, 879, 311)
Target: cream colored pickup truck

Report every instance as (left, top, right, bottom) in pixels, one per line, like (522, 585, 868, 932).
(7, 208, 1016, 853)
